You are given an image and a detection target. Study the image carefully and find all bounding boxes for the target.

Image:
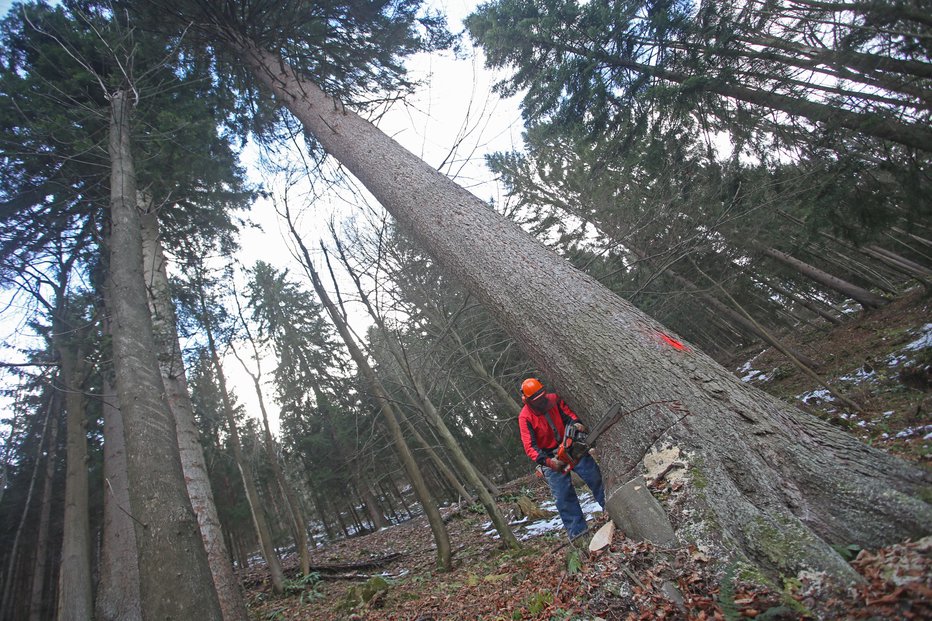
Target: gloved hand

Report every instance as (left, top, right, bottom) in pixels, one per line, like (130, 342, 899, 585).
(546, 457, 567, 472)
(535, 464, 545, 480)
(574, 422, 587, 433)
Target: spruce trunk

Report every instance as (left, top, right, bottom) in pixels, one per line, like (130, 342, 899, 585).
(251, 376, 312, 575)
(28, 397, 59, 621)
(106, 90, 223, 620)
(140, 203, 249, 621)
(201, 325, 285, 594)
(236, 44, 931, 579)
(287, 230, 451, 568)
(55, 337, 93, 621)
(95, 374, 141, 621)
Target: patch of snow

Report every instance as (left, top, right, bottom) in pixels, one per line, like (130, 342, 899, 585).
(838, 368, 876, 382)
(486, 491, 603, 541)
(840, 302, 861, 315)
(737, 350, 767, 371)
(385, 568, 409, 578)
(740, 367, 776, 383)
(884, 411, 895, 418)
(798, 388, 834, 404)
(857, 420, 867, 428)
(517, 515, 564, 540)
(894, 425, 932, 439)
(887, 354, 907, 367)
(904, 324, 932, 351)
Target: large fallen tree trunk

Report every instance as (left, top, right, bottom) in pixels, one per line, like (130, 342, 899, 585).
(227, 38, 930, 583)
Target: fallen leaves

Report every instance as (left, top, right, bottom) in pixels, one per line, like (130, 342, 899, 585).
(241, 479, 929, 621)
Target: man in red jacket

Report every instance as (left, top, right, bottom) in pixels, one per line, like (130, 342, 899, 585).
(518, 378, 605, 539)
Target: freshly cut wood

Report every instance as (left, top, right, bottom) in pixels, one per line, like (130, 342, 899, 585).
(589, 521, 616, 552)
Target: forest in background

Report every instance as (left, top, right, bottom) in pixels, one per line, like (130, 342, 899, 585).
(0, 0, 928, 619)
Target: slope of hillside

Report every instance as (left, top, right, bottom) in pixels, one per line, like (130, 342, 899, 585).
(730, 288, 930, 463)
(244, 290, 930, 620)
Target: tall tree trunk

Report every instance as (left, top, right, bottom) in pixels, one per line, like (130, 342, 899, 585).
(398, 408, 473, 504)
(761, 246, 888, 309)
(776, 210, 931, 282)
(28, 397, 60, 621)
(236, 353, 312, 574)
(55, 334, 93, 621)
(282, 218, 451, 569)
(378, 480, 401, 522)
(307, 478, 337, 540)
(331, 239, 500, 511)
(246, 369, 311, 573)
(198, 315, 285, 594)
(316, 407, 388, 530)
(865, 245, 931, 281)
(95, 373, 141, 621)
(754, 275, 842, 326)
(106, 89, 223, 620)
(236, 48, 931, 579)
(818, 244, 899, 295)
(414, 284, 522, 417)
(140, 203, 249, 621)
(356, 478, 388, 530)
(388, 476, 413, 518)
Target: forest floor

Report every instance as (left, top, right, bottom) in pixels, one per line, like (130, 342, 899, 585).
(243, 289, 931, 621)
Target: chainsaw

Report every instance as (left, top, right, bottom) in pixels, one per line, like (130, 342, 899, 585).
(555, 403, 624, 473)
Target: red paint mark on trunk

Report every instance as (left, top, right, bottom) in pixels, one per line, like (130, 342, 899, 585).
(659, 333, 687, 351)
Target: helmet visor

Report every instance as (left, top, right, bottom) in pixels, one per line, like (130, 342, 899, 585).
(528, 390, 548, 410)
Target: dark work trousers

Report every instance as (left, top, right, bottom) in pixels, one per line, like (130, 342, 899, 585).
(542, 454, 605, 538)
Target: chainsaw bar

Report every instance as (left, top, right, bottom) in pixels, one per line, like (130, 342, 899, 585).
(586, 402, 625, 447)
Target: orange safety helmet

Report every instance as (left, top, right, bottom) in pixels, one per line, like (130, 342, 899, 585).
(521, 378, 545, 403)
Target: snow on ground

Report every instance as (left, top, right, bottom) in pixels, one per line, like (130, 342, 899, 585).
(904, 323, 932, 351)
(838, 367, 877, 383)
(482, 490, 602, 541)
(797, 388, 834, 403)
(892, 425, 932, 440)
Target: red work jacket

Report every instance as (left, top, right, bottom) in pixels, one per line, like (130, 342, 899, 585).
(518, 393, 581, 465)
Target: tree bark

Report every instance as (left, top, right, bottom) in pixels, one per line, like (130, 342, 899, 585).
(106, 89, 223, 620)
(55, 330, 93, 621)
(95, 373, 141, 621)
(754, 275, 842, 326)
(398, 410, 474, 504)
(140, 203, 250, 621)
(246, 366, 311, 575)
(28, 396, 60, 621)
(197, 300, 285, 594)
(315, 405, 388, 530)
(2, 390, 55, 621)
(631, 246, 823, 369)
(235, 48, 931, 580)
